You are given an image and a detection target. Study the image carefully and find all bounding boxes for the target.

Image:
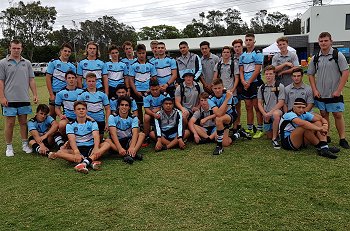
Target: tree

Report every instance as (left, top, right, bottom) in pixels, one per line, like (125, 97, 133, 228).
(205, 10, 226, 36)
(182, 19, 210, 38)
(250, 10, 267, 33)
(138, 25, 182, 40)
(0, 1, 57, 60)
(224, 8, 249, 35)
(284, 15, 301, 35)
(265, 11, 290, 33)
(46, 26, 79, 46)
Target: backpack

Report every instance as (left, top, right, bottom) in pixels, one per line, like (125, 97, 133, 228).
(195, 108, 214, 125)
(313, 47, 341, 74)
(180, 82, 201, 103)
(217, 59, 235, 78)
(259, 81, 280, 105)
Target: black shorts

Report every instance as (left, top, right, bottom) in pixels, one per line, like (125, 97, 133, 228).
(119, 137, 132, 149)
(7, 102, 31, 108)
(281, 136, 299, 151)
(224, 111, 238, 129)
(205, 126, 216, 136)
(28, 136, 53, 148)
(108, 86, 117, 99)
(241, 81, 262, 100)
(166, 85, 176, 98)
(97, 121, 106, 135)
(130, 91, 145, 105)
(78, 145, 94, 158)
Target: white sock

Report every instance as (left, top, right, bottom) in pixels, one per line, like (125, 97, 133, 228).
(22, 140, 28, 146)
(7, 144, 13, 150)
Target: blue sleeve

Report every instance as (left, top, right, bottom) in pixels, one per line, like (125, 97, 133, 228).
(55, 92, 63, 106)
(128, 64, 135, 77)
(170, 59, 177, 70)
(304, 112, 314, 122)
(27, 120, 36, 132)
(46, 61, 55, 75)
(284, 112, 298, 121)
(110, 99, 116, 111)
(108, 115, 116, 127)
(131, 100, 138, 112)
(66, 123, 74, 134)
(123, 63, 128, 76)
(92, 121, 99, 131)
(102, 93, 109, 106)
(46, 116, 55, 125)
(253, 52, 263, 65)
(132, 117, 139, 128)
(143, 96, 151, 108)
(151, 64, 157, 77)
(77, 62, 83, 76)
(208, 98, 217, 110)
(102, 62, 108, 75)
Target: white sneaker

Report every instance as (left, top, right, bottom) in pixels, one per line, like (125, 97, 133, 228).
(22, 145, 33, 154)
(6, 149, 14, 157)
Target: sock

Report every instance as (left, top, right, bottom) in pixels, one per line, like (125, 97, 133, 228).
(257, 124, 263, 131)
(237, 124, 242, 130)
(216, 129, 224, 147)
(22, 140, 28, 146)
(54, 134, 65, 148)
(32, 143, 40, 154)
(247, 124, 253, 130)
(83, 157, 92, 166)
(6, 144, 13, 150)
(316, 141, 328, 150)
(233, 132, 240, 139)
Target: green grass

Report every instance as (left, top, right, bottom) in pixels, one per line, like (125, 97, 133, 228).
(0, 76, 350, 230)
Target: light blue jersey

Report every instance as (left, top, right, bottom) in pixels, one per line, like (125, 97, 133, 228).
(110, 97, 138, 113)
(143, 92, 169, 110)
(66, 119, 98, 146)
(77, 90, 109, 122)
(104, 61, 128, 88)
(129, 61, 157, 92)
(77, 59, 105, 89)
(120, 57, 137, 73)
(55, 87, 84, 119)
(152, 57, 177, 85)
(208, 93, 235, 114)
(46, 59, 76, 93)
(28, 115, 55, 136)
(279, 111, 314, 138)
(239, 50, 263, 82)
(108, 114, 139, 139)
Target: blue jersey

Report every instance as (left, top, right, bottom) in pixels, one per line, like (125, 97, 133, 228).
(77, 90, 109, 122)
(279, 111, 314, 138)
(120, 57, 137, 73)
(104, 61, 128, 88)
(143, 92, 169, 110)
(46, 59, 76, 93)
(66, 119, 98, 147)
(152, 57, 177, 85)
(55, 87, 84, 119)
(239, 50, 263, 82)
(108, 114, 139, 139)
(129, 61, 157, 92)
(208, 93, 235, 114)
(110, 96, 138, 113)
(28, 115, 55, 136)
(77, 59, 105, 89)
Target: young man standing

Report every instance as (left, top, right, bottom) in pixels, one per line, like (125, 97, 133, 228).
(239, 33, 264, 139)
(279, 98, 339, 159)
(103, 44, 128, 98)
(176, 41, 202, 83)
(199, 41, 220, 94)
(152, 42, 177, 97)
(232, 39, 244, 133)
(284, 68, 314, 112)
(77, 41, 106, 91)
(149, 40, 159, 63)
(49, 101, 110, 173)
(257, 65, 285, 149)
(106, 96, 145, 164)
(128, 44, 157, 124)
(46, 43, 76, 118)
(308, 32, 349, 149)
(0, 39, 38, 157)
(272, 37, 300, 86)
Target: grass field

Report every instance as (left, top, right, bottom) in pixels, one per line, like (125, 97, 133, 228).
(0, 76, 350, 230)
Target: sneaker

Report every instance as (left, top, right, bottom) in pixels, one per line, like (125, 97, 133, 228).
(318, 148, 338, 159)
(327, 136, 331, 143)
(47, 152, 56, 160)
(231, 133, 240, 141)
(328, 146, 340, 154)
(22, 144, 32, 154)
(134, 153, 143, 161)
(6, 149, 14, 157)
(339, 139, 350, 149)
(272, 139, 281, 149)
(253, 130, 264, 139)
(74, 163, 89, 174)
(141, 137, 150, 147)
(245, 129, 255, 136)
(123, 155, 134, 164)
(238, 128, 252, 140)
(91, 161, 102, 170)
(212, 146, 223, 155)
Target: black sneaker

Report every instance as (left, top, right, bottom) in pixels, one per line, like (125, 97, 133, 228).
(123, 155, 134, 164)
(272, 139, 281, 149)
(327, 136, 331, 143)
(339, 139, 350, 149)
(231, 132, 240, 141)
(238, 128, 252, 140)
(134, 153, 143, 161)
(328, 146, 340, 153)
(212, 146, 223, 155)
(318, 148, 338, 159)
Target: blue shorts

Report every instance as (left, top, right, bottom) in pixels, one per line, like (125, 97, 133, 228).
(263, 118, 273, 132)
(2, 103, 32, 116)
(314, 100, 344, 113)
(232, 96, 239, 106)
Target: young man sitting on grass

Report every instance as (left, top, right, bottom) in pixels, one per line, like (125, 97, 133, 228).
(279, 98, 340, 159)
(188, 92, 217, 144)
(209, 78, 238, 155)
(28, 104, 64, 156)
(109, 84, 138, 117)
(48, 101, 110, 174)
(143, 78, 169, 146)
(257, 65, 285, 149)
(150, 97, 190, 151)
(105, 96, 145, 165)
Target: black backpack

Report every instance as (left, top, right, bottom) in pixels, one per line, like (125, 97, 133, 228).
(180, 82, 201, 103)
(313, 48, 341, 74)
(217, 59, 235, 78)
(259, 82, 280, 105)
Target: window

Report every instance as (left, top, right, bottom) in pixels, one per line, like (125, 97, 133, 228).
(306, 18, 310, 33)
(346, 14, 350, 30)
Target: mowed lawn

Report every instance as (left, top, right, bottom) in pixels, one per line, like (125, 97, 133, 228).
(0, 76, 349, 230)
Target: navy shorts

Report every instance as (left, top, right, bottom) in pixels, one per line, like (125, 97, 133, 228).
(119, 137, 132, 149)
(78, 145, 94, 158)
(97, 121, 106, 135)
(281, 136, 299, 151)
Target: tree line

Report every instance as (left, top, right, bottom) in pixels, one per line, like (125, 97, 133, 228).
(0, 1, 301, 62)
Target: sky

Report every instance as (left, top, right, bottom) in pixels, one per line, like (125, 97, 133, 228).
(0, 0, 349, 33)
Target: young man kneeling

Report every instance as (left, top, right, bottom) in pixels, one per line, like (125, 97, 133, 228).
(279, 98, 339, 159)
(48, 101, 110, 173)
(150, 97, 190, 151)
(105, 96, 145, 164)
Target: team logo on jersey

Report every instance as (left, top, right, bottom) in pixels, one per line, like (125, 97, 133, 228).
(301, 92, 305, 95)
(86, 95, 90, 100)
(136, 66, 140, 71)
(64, 93, 68, 98)
(166, 61, 170, 65)
(84, 63, 88, 67)
(155, 62, 158, 65)
(97, 64, 101, 67)
(57, 64, 61, 68)
(87, 124, 91, 130)
(146, 67, 149, 71)
(109, 65, 113, 69)
(116, 121, 120, 127)
(74, 127, 78, 133)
